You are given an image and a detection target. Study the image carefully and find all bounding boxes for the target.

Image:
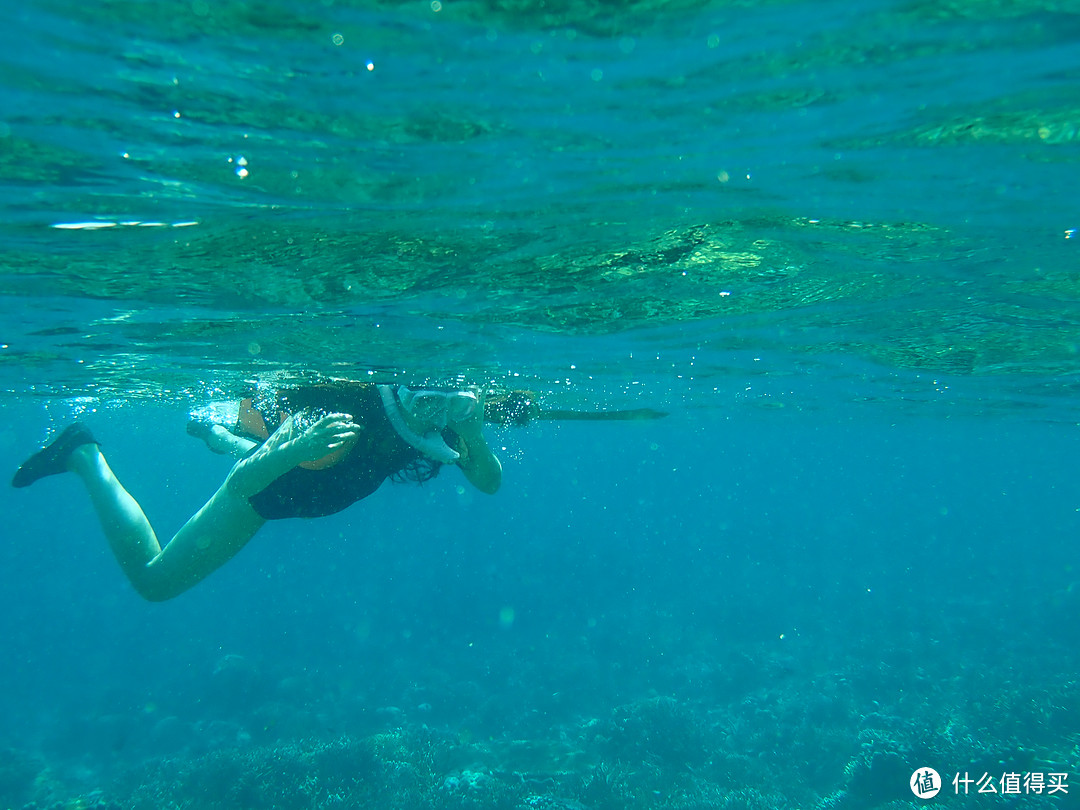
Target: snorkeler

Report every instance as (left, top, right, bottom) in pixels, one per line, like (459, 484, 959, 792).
(10, 382, 502, 602)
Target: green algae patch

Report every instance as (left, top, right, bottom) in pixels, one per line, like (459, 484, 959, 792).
(41, 0, 328, 42)
(367, 0, 770, 36)
(5, 213, 1078, 401)
(907, 108, 1080, 148)
(0, 132, 101, 184)
(897, 0, 1080, 21)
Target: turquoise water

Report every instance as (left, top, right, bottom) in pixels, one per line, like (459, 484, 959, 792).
(2, 1, 1080, 808)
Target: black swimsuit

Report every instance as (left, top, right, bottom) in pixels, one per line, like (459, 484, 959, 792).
(244, 383, 435, 520)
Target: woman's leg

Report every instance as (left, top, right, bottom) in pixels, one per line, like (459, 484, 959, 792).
(66, 444, 265, 601)
(187, 419, 258, 458)
(16, 412, 360, 601)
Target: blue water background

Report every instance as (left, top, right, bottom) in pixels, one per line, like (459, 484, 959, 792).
(2, 0, 1080, 805)
(3, 399, 1079, 796)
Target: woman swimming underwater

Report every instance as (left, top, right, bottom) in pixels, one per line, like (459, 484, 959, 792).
(11, 381, 508, 601)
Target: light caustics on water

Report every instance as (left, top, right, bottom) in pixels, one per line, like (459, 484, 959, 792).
(0, 0, 1078, 418)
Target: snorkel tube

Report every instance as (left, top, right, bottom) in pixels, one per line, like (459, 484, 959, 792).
(377, 385, 462, 464)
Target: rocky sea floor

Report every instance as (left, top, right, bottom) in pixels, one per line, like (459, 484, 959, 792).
(4, 633, 1077, 810)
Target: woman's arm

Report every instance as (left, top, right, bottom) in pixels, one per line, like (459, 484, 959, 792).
(187, 419, 258, 458)
(451, 391, 502, 495)
(226, 412, 361, 499)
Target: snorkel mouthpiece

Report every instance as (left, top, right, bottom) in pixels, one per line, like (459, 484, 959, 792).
(378, 385, 463, 464)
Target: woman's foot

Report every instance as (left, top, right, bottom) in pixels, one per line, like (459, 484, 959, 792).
(11, 423, 98, 488)
(186, 417, 216, 442)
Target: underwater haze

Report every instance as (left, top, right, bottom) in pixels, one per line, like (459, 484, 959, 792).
(2, 0, 1080, 808)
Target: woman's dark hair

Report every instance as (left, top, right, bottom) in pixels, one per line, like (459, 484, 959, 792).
(391, 456, 441, 485)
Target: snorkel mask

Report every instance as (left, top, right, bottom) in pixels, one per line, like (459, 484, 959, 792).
(397, 387, 478, 429)
(377, 385, 478, 464)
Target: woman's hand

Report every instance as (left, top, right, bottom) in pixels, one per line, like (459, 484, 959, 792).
(268, 411, 361, 465)
(447, 389, 502, 494)
(227, 411, 360, 499)
(448, 387, 485, 438)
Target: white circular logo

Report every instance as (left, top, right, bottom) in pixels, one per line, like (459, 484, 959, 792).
(911, 768, 941, 799)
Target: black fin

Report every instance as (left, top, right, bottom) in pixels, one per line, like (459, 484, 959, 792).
(11, 423, 97, 488)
